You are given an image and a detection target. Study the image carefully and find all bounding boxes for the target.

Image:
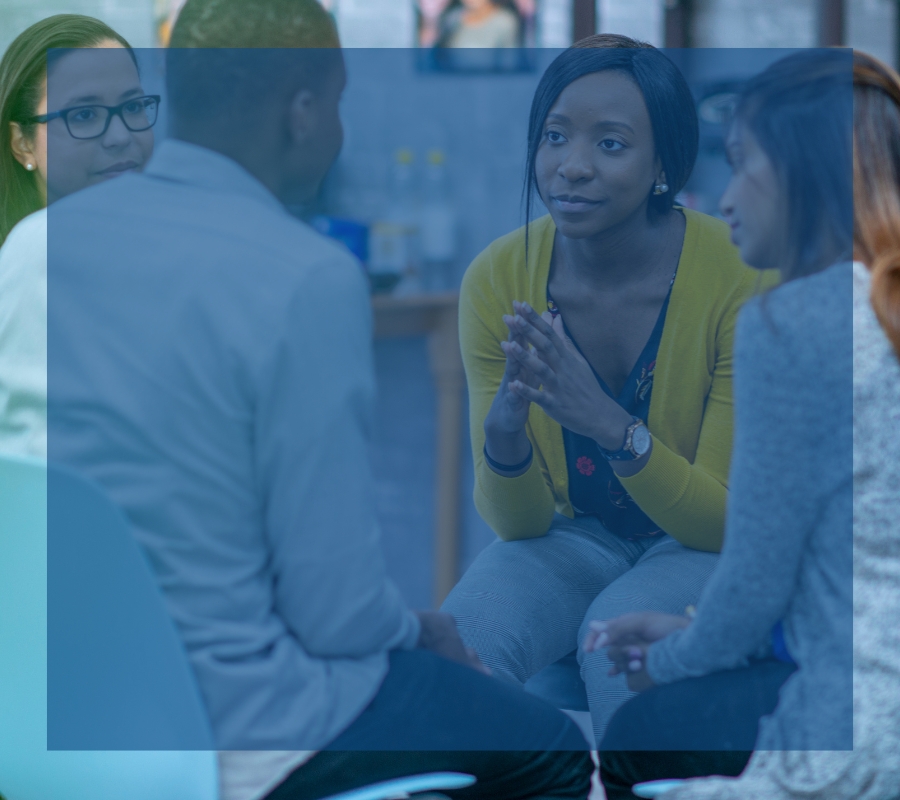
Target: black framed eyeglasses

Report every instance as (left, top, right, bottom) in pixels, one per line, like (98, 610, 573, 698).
(21, 95, 160, 140)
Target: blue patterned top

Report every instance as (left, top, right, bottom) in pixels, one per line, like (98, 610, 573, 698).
(547, 278, 674, 541)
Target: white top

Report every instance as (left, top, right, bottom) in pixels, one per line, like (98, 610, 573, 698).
(0, 208, 47, 459)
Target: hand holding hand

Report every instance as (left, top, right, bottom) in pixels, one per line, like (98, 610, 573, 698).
(491, 310, 541, 436)
(608, 641, 655, 692)
(482, 302, 543, 471)
(583, 611, 691, 653)
(503, 301, 633, 450)
(415, 611, 490, 675)
(583, 612, 691, 693)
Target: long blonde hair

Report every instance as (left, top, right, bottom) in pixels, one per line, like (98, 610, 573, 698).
(853, 51, 900, 356)
(0, 14, 133, 246)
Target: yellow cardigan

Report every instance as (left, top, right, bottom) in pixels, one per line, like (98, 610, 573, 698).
(459, 209, 772, 552)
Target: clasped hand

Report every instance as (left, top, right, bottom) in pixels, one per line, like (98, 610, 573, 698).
(582, 611, 691, 692)
(499, 301, 632, 451)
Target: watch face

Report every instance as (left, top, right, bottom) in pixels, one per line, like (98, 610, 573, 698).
(632, 424, 651, 456)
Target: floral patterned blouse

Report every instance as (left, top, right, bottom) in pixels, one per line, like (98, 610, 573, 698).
(547, 277, 674, 541)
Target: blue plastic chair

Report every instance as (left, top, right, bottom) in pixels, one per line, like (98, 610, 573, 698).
(320, 772, 476, 800)
(0, 454, 475, 800)
(632, 779, 686, 797)
(0, 454, 218, 800)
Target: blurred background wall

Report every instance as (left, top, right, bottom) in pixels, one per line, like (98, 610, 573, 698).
(2, 0, 895, 74)
(2, 0, 889, 608)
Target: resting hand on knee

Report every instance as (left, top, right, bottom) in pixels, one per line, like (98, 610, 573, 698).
(415, 611, 491, 675)
(583, 612, 690, 692)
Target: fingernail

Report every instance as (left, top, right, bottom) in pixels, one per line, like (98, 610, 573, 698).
(629, 659, 642, 672)
(589, 621, 607, 631)
(597, 632, 608, 646)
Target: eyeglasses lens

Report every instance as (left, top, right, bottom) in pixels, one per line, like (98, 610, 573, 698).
(66, 98, 159, 139)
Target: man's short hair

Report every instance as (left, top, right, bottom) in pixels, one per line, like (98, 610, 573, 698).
(170, 0, 339, 49)
(166, 0, 341, 141)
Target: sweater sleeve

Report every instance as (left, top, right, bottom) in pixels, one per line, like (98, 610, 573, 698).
(616, 276, 750, 552)
(646, 290, 843, 683)
(460, 247, 558, 541)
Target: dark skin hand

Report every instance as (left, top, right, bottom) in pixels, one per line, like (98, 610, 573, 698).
(582, 611, 691, 692)
(483, 70, 685, 475)
(415, 610, 491, 675)
(502, 302, 634, 448)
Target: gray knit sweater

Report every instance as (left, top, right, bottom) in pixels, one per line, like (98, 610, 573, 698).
(647, 261, 853, 750)
(660, 262, 900, 799)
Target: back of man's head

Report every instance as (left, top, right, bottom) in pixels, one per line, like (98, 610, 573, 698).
(169, 0, 339, 49)
(166, 0, 341, 154)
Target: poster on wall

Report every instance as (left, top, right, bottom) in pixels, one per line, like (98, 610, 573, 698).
(414, 0, 546, 73)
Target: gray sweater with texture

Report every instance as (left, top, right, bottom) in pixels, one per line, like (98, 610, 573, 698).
(660, 262, 900, 799)
(647, 261, 854, 752)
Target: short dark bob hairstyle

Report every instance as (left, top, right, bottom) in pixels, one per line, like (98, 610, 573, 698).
(733, 49, 853, 282)
(524, 33, 699, 230)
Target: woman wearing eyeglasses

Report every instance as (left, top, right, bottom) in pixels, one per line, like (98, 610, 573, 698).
(0, 14, 157, 457)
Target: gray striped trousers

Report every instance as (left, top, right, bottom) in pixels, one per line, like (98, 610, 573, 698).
(441, 513, 719, 746)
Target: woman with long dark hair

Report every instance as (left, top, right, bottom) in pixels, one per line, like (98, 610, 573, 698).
(0, 14, 157, 456)
(588, 49, 900, 800)
(442, 34, 770, 743)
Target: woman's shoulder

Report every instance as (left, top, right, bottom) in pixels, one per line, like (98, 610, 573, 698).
(461, 215, 553, 300)
(853, 261, 900, 386)
(1, 208, 47, 252)
(738, 262, 853, 379)
(751, 261, 851, 330)
(0, 208, 47, 278)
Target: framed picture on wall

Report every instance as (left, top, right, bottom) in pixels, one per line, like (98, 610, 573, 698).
(416, 0, 540, 73)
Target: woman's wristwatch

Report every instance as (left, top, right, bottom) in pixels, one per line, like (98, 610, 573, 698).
(598, 416, 651, 462)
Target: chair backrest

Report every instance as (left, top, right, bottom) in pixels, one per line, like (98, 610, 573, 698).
(0, 454, 217, 800)
(44, 459, 214, 749)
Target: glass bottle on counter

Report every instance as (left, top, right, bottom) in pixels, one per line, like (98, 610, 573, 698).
(420, 149, 458, 292)
(368, 148, 421, 294)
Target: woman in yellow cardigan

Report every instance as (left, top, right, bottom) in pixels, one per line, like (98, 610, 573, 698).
(441, 35, 769, 745)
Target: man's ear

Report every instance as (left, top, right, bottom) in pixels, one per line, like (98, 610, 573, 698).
(9, 122, 38, 169)
(287, 88, 316, 146)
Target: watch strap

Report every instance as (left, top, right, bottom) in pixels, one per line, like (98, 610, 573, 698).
(598, 417, 647, 462)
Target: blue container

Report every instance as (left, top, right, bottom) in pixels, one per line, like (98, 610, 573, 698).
(309, 215, 369, 265)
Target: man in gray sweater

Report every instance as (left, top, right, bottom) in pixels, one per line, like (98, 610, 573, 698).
(46, 1, 592, 799)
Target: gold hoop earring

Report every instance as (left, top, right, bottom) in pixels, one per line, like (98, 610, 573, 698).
(653, 182, 669, 195)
